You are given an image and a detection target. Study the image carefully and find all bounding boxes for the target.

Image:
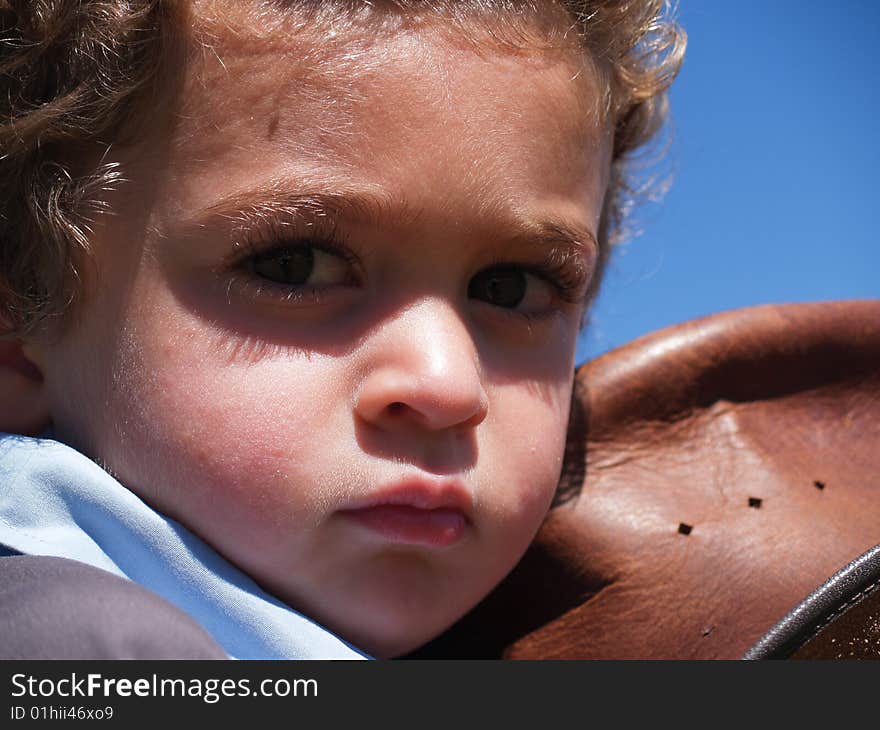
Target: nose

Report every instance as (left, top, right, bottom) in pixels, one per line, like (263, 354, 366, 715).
(355, 299, 489, 432)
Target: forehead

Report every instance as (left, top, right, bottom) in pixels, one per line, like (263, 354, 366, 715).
(153, 1, 609, 231)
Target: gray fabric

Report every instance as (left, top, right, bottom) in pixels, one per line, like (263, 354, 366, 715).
(0, 555, 228, 659)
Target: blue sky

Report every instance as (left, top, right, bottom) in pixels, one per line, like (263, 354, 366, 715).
(575, 0, 880, 365)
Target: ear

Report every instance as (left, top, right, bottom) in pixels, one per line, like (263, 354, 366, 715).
(0, 339, 50, 436)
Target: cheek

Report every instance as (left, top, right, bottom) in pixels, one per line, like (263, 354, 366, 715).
(481, 374, 573, 538)
(93, 309, 353, 542)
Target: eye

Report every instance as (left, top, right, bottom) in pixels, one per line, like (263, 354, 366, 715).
(468, 265, 555, 312)
(248, 243, 352, 288)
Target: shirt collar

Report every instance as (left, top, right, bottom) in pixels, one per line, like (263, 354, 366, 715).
(0, 433, 369, 660)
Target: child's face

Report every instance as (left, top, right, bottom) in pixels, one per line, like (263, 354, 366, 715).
(36, 8, 610, 656)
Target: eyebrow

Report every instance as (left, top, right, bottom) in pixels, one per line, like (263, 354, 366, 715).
(173, 182, 599, 255)
(178, 183, 418, 232)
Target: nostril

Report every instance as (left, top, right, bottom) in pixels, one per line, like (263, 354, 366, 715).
(387, 402, 406, 415)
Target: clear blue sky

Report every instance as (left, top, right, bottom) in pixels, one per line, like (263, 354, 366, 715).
(576, 0, 880, 365)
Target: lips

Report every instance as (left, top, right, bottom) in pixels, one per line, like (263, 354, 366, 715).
(338, 479, 472, 547)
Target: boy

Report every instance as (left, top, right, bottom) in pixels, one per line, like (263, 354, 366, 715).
(0, 0, 684, 658)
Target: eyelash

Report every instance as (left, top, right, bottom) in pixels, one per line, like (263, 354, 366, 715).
(223, 222, 590, 312)
(224, 219, 359, 303)
(491, 252, 589, 305)
(478, 252, 589, 325)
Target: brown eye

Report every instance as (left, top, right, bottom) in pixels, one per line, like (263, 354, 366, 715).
(468, 267, 527, 308)
(251, 246, 314, 285)
(248, 244, 351, 288)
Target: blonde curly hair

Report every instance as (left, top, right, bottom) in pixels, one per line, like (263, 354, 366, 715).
(0, 0, 685, 335)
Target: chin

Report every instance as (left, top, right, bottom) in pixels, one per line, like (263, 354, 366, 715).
(324, 586, 471, 659)
(346, 624, 438, 660)
(325, 602, 447, 659)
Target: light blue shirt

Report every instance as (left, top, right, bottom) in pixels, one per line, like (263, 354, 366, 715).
(0, 433, 369, 660)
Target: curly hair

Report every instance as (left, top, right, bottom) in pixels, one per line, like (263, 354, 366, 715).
(0, 0, 685, 335)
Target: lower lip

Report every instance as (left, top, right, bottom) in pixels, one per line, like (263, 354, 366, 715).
(340, 505, 467, 547)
